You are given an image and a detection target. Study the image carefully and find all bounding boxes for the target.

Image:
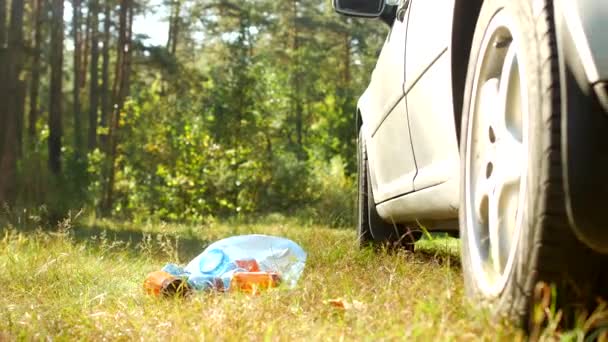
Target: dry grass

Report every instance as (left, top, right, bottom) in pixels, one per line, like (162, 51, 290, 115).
(0, 214, 602, 340)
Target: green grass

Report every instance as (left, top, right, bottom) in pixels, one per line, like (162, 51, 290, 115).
(0, 214, 601, 340)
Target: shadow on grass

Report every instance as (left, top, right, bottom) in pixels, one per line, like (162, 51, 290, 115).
(70, 223, 211, 261)
(0, 215, 211, 262)
(367, 240, 462, 270)
(412, 248, 462, 270)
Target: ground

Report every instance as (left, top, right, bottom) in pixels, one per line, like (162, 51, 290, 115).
(0, 214, 600, 340)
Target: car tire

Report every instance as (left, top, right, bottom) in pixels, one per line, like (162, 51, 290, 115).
(357, 131, 420, 251)
(459, 0, 607, 328)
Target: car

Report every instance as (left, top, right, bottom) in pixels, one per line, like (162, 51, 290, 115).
(334, 0, 608, 327)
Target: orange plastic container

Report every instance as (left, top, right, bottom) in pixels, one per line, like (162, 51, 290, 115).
(230, 272, 281, 294)
(234, 259, 260, 272)
(144, 271, 191, 297)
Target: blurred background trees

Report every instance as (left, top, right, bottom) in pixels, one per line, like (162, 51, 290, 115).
(0, 0, 385, 226)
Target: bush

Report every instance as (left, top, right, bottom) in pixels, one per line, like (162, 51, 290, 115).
(304, 156, 356, 228)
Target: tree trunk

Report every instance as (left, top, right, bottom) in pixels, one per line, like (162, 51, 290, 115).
(99, 0, 111, 149)
(49, 0, 64, 174)
(103, 0, 131, 214)
(80, 8, 91, 88)
(28, 0, 43, 143)
(88, 0, 100, 150)
(165, 0, 173, 51)
(0, 0, 7, 157)
(15, 81, 25, 158)
(291, 0, 303, 156)
(343, 31, 350, 86)
(0, 0, 6, 47)
(0, 0, 25, 203)
(73, 0, 83, 155)
(166, 0, 181, 55)
(125, 1, 133, 92)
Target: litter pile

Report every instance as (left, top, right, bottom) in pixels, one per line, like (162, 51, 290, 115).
(144, 234, 307, 297)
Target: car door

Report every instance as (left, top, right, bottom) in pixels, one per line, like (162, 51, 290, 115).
(404, 0, 459, 191)
(360, 0, 417, 203)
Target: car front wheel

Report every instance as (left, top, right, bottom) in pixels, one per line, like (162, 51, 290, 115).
(459, 0, 607, 327)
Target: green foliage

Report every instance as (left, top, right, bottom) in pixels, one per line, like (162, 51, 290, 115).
(16, 0, 388, 225)
(300, 155, 356, 227)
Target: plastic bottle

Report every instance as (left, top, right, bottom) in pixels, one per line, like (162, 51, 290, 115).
(234, 258, 260, 272)
(230, 272, 281, 294)
(184, 249, 233, 290)
(259, 247, 305, 288)
(143, 271, 191, 297)
(162, 263, 185, 276)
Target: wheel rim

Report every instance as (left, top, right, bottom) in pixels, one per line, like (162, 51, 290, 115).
(464, 9, 529, 297)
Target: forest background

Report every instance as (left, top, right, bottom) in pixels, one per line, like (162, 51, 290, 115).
(0, 0, 386, 226)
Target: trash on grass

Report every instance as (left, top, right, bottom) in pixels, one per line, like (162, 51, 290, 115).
(143, 270, 192, 297)
(144, 234, 306, 297)
(325, 298, 366, 311)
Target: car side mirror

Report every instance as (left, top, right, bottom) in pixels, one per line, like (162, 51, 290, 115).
(333, 0, 385, 18)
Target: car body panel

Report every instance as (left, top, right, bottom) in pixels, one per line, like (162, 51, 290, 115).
(376, 174, 459, 222)
(555, 0, 608, 253)
(368, 0, 460, 219)
(407, 50, 460, 191)
(404, 0, 459, 193)
(557, 0, 608, 84)
(358, 1, 417, 203)
(367, 97, 418, 201)
(403, 0, 454, 94)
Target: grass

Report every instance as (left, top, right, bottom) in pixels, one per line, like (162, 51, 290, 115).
(0, 213, 603, 340)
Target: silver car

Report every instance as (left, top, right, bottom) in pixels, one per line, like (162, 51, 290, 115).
(334, 0, 608, 327)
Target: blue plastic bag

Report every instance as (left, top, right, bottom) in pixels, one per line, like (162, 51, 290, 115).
(162, 234, 306, 292)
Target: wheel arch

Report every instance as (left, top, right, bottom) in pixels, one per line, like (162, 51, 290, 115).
(356, 107, 363, 132)
(450, 0, 484, 144)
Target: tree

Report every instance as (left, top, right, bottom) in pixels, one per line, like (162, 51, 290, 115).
(28, 0, 44, 143)
(49, 0, 64, 174)
(73, 0, 83, 154)
(102, 0, 132, 213)
(290, 0, 303, 156)
(166, 0, 181, 55)
(81, 7, 91, 88)
(0, 0, 7, 158)
(0, 0, 5, 46)
(99, 0, 111, 148)
(0, 0, 25, 203)
(88, 0, 100, 150)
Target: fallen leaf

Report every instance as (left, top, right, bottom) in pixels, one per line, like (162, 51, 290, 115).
(325, 298, 366, 311)
(326, 298, 345, 309)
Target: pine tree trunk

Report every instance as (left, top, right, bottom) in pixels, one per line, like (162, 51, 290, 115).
(73, 0, 83, 155)
(343, 31, 350, 86)
(291, 0, 303, 156)
(88, 0, 100, 150)
(80, 8, 91, 89)
(0, 0, 8, 157)
(124, 2, 133, 93)
(28, 0, 43, 143)
(0, 0, 25, 203)
(165, 0, 173, 51)
(49, 0, 64, 174)
(15, 81, 25, 158)
(100, 0, 111, 149)
(103, 0, 131, 214)
(0, 0, 6, 47)
(167, 0, 181, 55)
